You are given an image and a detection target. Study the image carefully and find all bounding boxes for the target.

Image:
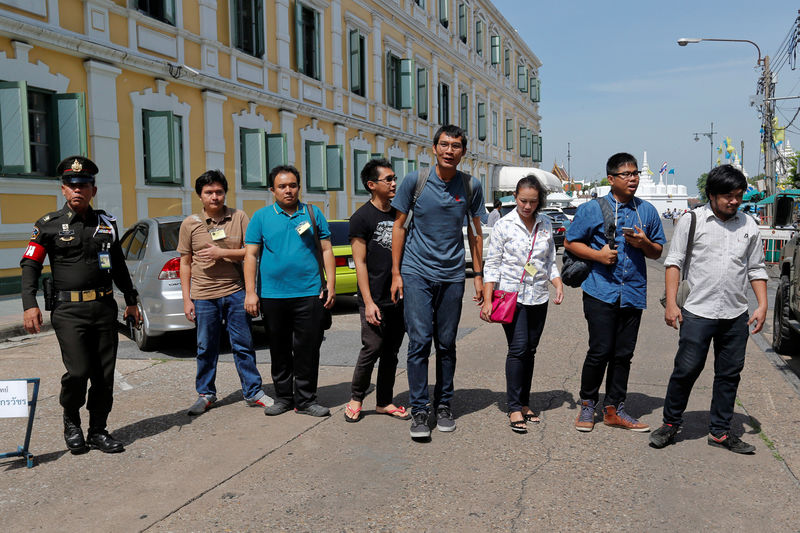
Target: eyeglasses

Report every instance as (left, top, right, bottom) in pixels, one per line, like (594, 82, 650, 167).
(611, 171, 641, 179)
(373, 175, 398, 183)
(436, 141, 464, 151)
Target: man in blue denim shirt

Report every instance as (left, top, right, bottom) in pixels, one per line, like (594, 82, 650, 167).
(565, 153, 665, 433)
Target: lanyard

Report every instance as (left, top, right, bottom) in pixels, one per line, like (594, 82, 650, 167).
(518, 222, 539, 284)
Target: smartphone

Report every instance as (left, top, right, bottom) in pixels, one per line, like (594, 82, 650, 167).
(622, 227, 635, 235)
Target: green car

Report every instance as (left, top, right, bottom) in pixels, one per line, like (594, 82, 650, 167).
(327, 220, 358, 296)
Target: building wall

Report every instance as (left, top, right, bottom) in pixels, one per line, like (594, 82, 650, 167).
(0, 0, 542, 293)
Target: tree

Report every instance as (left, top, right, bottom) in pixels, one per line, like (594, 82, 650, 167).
(696, 173, 708, 202)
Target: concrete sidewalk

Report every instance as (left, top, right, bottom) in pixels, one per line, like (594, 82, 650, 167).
(0, 294, 49, 340)
(2, 257, 800, 532)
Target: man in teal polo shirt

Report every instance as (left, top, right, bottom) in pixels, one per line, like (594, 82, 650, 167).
(244, 165, 336, 417)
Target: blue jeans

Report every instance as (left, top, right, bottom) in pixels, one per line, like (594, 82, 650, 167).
(194, 289, 263, 401)
(662, 310, 749, 434)
(403, 273, 464, 414)
(502, 303, 548, 412)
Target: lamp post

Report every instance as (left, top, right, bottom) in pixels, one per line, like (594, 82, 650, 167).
(692, 121, 716, 171)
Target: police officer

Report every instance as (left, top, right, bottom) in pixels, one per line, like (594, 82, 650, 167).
(21, 155, 141, 454)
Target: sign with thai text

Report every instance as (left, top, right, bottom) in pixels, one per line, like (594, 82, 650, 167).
(0, 381, 28, 418)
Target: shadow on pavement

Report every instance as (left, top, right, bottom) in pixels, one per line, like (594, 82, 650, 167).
(673, 411, 760, 443)
(2, 449, 68, 471)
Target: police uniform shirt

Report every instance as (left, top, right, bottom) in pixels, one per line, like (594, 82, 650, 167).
(20, 203, 138, 310)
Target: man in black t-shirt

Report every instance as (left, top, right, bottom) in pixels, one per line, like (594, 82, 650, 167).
(344, 159, 409, 423)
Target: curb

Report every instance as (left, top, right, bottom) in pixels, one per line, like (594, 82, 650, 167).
(0, 322, 53, 342)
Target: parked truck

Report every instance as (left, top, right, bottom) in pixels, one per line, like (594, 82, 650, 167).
(772, 192, 800, 355)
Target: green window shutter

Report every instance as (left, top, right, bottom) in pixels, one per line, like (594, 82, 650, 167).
(492, 111, 498, 146)
(313, 10, 321, 80)
(460, 92, 468, 130)
(0, 81, 31, 174)
(354, 149, 369, 195)
(505, 119, 513, 150)
(518, 65, 527, 92)
(255, 0, 265, 57)
(458, 3, 467, 43)
(294, 1, 304, 74)
(419, 161, 429, 170)
(266, 133, 287, 174)
(241, 128, 267, 187)
(417, 68, 428, 120)
(519, 127, 526, 157)
(325, 145, 343, 191)
(439, 0, 449, 27)
(490, 35, 500, 65)
(400, 59, 414, 109)
(532, 135, 542, 162)
(386, 54, 397, 108)
(475, 20, 483, 55)
(165, 0, 176, 25)
(532, 78, 541, 102)
(231, 0, 240, 51)
(55, 93, 87, 161)
(371, 152, 383, 159)
(504, 49, 510, 77)
(171, 114, 184, 184)
(349, 30, 361, 94)
(408, 159, 417, 174)
(143, 110, 177, 184)
(391, 157, 408, 184)
(306, 140, 326, 191)
(477, 102, 486, 141)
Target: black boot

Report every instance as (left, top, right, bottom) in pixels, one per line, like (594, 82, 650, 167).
(86, 428, 125, 453)
(63, 413, 87, 454)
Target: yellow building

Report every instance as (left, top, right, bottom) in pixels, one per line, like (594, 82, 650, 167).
(0, 0, 542, 293)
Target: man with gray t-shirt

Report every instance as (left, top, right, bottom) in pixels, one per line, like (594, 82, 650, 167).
(390, 124, 486, 440)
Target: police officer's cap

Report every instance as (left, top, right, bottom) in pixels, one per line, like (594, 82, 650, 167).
(57, 155, 98, 185)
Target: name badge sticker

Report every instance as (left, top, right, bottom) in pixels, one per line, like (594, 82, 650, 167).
(524, 262, 538, 277)
(209, 227, 226, 241)
(98, 251, 111, 269)
(295, 221, 311, 235)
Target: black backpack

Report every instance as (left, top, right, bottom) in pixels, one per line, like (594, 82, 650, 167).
(561, 197, 616, 288)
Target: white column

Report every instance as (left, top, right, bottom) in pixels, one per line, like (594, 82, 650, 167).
(202, 90, 227, 174)
(371, 15, 383, 125)
(335, 123, 348, 218)
(330, 0, 344, 113)
(280, 109, 297, 164)
(84, 60, 123, 218)
(275, 0, 292, 96)
(199, 0, 219, 75)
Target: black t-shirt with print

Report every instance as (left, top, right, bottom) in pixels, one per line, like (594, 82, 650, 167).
(349, 201, 397, 308)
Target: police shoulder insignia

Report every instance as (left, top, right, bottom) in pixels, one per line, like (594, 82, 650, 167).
(30, 226, 40, 240)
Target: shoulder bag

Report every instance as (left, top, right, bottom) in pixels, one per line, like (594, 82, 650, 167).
(306, 205, 333, 330)
(659, 211, 696, 308)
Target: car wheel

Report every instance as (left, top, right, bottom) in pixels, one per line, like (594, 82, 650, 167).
(772, 276, 799, 355)
(133, 304, 156, 352)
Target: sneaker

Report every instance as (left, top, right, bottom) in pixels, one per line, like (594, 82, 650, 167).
(708, 431, 756, 454)
(575, 399, 596, 432)
(187, 394, 217, 416)
(410, 410, 431, 439)
(295, 403, 330, 417)
(264, 400, 293, 416)
(436, 405, 457, 432)
(603, 403, 650, 432)
(649, 423, 680, 448)
(246, 394, 275, 409)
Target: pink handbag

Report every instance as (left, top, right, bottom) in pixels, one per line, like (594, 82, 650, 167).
(487, 224, 538, 324)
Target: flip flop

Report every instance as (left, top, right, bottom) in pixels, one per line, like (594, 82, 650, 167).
(344, 403, 362, 423)
(509, 418, 528, 434)
(523, 412, 541, 423)
(377, 405, 411, 420)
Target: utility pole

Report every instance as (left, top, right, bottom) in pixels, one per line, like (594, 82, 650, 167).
(740, 139, 744, 169)
(693, 122, 716, 171)
(567, 142, 571, 192)
(762, 54, 774, 220)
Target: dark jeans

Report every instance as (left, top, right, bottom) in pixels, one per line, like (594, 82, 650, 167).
(580, 293, 643, 406)
(194, 289, 263, 400)
(350, 303, 406, 406)
(403, 273, 465, 414)
(260, 295, 324, 408)
(662, 309, 749, 433)
(502, 302, 548, 412)
(51, 298, 118, 429)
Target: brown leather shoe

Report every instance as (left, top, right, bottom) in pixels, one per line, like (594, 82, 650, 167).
(603, 403, 650, 432)
(574, 399, 596, 432)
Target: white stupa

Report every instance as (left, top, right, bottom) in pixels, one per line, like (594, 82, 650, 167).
(593, 151, 689, 213)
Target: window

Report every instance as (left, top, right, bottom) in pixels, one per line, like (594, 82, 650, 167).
(438, 0, 449, 28)
(354, 149, 369, 195)
(417, 68, 428, 120)
(504, 48, 510, 77)
(530, 77, 540, 102)
(305, 140, 343, 191)
(517, 64, 528, 92)
(459, 92, 468, 130)
(386, 55, 413, 110)
(505, 118, 513, 150)
(475, 20, 483, 56)
(519, 127, 528, 157)
(492, 110, 498, 146)
(0, 81, 87, 176)
(438, 82, 450, 124)
(232, 0, 264, 57)
(532, 134, 542, 162)
(240, 129, 287, 188)
(137, 0, 175, 25)
(349, 30, 366, 97)
(490, 35, 500, 65)
(414, 0, 425, 6)
(477, 102, 486, 141)
(408, 160, 417, 174)
(391, 157, 408, 183)
(143, 110, 183, 184)
(295, 2, 320, 80)
(458, 3, 467, 43)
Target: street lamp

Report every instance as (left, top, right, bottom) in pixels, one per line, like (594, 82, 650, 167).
(692, 121, 716, 171)
(677, 37, 773, 214)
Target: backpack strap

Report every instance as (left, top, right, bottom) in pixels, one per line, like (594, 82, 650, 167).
(462, 172, 477, 235)
(402, 165, 431, 230)
(305, 204, 327, 294)
(595, 197, 617, 250)
(681, 211, 697, 281)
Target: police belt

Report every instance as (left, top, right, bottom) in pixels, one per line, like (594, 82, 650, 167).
(56, 287, 114, 303)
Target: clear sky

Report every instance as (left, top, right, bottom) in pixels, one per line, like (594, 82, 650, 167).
(492, 0, 800, 196)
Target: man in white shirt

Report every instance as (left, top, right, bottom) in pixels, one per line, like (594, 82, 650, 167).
(650, 165, 768, 454)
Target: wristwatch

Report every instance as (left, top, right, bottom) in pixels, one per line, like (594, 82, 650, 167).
(473, 271, 483, 277)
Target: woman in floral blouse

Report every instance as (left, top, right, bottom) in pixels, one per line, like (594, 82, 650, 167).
(480, 175, 564, 434)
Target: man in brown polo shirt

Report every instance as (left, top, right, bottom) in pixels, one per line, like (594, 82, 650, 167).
(178, 170, 272, 416)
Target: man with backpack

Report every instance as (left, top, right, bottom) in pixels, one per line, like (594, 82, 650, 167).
(390, 125, 486, 439)
(565, 153, 665, 433)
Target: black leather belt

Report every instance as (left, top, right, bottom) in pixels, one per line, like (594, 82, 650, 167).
(56, 287, 114, 302)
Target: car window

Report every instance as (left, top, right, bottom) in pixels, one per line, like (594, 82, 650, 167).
(158, 222, 182, 252)
(328, 221, 350, 247)
(119, 228, 137, 258)
(127, 227, 148, 261)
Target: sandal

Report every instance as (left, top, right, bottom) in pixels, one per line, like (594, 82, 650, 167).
(344, 403, 362, 423)
(376, 405, 411, 420)
(523, 412, 541, 424)
(508, 413, 527, 434)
